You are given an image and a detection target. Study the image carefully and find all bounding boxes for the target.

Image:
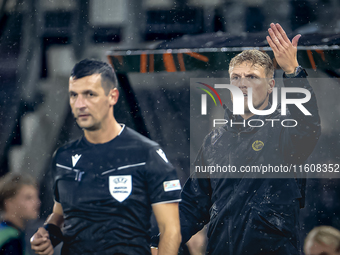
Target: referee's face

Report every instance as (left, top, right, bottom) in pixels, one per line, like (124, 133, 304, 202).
(69, 74, 116, 131)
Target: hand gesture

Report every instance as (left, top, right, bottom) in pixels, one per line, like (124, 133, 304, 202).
(266, 23, 300, 74)
(30, 227, 54, 255)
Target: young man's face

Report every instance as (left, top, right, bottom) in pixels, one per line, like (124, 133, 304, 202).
(229, 62, 274, 116)
(69, 74, 118, 131)
(8, 185, 40, 220)
(305, 240, 340, 255)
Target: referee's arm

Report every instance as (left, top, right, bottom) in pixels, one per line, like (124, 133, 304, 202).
(152, 202, 181, 255)
(30, 202, 64, 255)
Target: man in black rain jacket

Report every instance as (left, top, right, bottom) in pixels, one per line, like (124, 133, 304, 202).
(180, 23, 321, 255)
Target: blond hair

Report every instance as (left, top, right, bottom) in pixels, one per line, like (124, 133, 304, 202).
(304, 226, 340, 252)
(229, 49, 274, 78)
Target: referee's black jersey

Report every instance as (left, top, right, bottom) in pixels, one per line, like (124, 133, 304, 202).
(51, 125, 181, 255)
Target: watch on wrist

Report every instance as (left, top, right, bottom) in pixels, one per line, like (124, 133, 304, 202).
(285, 66, 305, 78)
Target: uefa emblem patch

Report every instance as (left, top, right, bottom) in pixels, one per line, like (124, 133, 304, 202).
(109, 175, 132, 202)
(252, 140, 264, 151)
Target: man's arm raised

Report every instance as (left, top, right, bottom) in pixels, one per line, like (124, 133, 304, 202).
(152, 202, 181, 255)
(31, 202, 64, 255)
(266, 22, 300, 74)
(267, 22, 321, 166)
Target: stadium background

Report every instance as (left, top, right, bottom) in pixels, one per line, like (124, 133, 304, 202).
(0, 0, 339, 254)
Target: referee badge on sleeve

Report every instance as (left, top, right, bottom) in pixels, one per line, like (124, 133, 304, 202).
(163, 180, 181, 192)
(109, 175, 132, 202)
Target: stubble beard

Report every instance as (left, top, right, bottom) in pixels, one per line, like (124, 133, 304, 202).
(76, 117, 101, 131)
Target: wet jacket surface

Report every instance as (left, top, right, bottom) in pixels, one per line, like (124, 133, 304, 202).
(180, 70, 321, 255)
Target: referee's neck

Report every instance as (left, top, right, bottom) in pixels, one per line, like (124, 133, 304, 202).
(84, 120, 122, 144)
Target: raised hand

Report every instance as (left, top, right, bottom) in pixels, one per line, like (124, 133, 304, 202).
(266, 23, 300, 74)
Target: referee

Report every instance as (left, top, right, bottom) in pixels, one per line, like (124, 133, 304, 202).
(30, 59, 182, 255)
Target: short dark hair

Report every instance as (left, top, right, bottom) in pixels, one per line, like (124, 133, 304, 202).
(70, 59, 118, 94)
(0, 172, 37, 211)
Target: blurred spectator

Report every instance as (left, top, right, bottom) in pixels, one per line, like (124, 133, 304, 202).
(304, 225, 340, 255)
(0, 173, 40, 255)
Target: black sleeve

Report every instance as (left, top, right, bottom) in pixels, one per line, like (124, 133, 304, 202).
(179, 147, 212, 244)
(280, 70, 321, 164)
(146, 146, 181, 205)
(0, 239, 23, 255)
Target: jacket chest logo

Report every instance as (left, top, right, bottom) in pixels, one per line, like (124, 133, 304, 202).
(109, 175, 132, 202)
(72, 154, 82, 167)
(252, 140, 264, 151)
